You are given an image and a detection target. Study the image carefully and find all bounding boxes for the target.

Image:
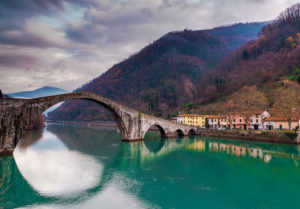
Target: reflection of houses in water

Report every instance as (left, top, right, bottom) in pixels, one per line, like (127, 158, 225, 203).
(231, 145, 247, 157)
(127, 138, 193, 162)
(248, 148, 263, 159)
(183, 139, 272, 163)
(185, 140, 206, 152)
(208, 142, 271, 163)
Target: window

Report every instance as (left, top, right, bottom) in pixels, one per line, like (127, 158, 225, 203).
(256, 119, 258, 123)
(240, 119, 242, 122)
(251, 119, 253, 123)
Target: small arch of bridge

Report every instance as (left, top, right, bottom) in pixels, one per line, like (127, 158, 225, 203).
(143, 124, 167, 138)
(188, 129, 197, 135)
(176, 129, 184, 137)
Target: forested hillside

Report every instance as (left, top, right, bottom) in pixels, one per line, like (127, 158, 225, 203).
(49, 22, 266, 121)
(196, 3, 300, 110)
(50, 2, 300, 121)
(50, 3, 300, 121)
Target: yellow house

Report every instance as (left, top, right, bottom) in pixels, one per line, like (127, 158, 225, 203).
(178, 114, 207, 127)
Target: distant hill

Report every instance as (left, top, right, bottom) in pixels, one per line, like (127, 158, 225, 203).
(49, 22, 266, 121)
(8, 86, 68, 98)
(7, 86, 68, 118)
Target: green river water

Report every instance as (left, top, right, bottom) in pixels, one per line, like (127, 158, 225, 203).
(0, 123, 300, 209)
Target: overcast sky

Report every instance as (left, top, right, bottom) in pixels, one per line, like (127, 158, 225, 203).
(0, 0, 298, 93)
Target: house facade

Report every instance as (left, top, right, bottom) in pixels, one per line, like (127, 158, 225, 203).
(176, 115, 183, 124)
(230, 115, 246, 129)
(249, 111, 270, 130)
(170, 117, 177, 123)
(178, 114, 206, 127)
(207, 115, 219, 129)
(207, 115, 227, 129)
(263, 116, 299, 130)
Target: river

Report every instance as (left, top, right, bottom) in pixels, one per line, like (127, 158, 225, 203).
(1, 123, 300, 209)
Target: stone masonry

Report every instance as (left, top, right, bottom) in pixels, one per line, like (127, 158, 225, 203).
(0, 92, 196, 152)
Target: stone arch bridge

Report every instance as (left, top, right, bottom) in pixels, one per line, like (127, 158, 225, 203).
(0, 92, 197, 151)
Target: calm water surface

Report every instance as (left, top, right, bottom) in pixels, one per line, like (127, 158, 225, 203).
(1, 123, 300, 209)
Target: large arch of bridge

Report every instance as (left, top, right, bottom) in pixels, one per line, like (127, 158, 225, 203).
(23, 93, 128, 139)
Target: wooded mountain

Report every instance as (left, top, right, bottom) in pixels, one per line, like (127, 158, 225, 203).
(197, 3, 300, 108)
(52, 2, 300, 120)
(49, 22, 266, 121)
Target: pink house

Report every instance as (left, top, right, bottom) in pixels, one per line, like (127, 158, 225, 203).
(228, 115, 246, 130)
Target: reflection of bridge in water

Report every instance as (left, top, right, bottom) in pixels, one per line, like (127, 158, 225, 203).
(0, 124, 196, 208)
(126, 138, 194, 163)
(1, 124, 300, 208)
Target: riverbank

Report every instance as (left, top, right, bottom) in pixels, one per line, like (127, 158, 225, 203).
(196, 128, 300, 145)
(0, 148, 14, 156)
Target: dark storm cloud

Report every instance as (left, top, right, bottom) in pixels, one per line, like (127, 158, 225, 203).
(0, 53, 38, 68)
(0, 0, 63, 17)
(66, 7, 154, 44)
(0, 0, 69, 48)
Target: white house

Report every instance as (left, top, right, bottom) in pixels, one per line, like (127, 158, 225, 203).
(207, 115, 219, 129)
(207, 115, 227, 129)
(176, 115, 183, 124)
(249, 111, 270, 130)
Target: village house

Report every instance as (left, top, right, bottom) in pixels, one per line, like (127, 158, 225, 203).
(229, 115, 246, 129)
(219, 116, 228, 128)
(207, 115, 219, 129)
(207, 115, 227, 129)
(176, 115, 183, 124)
(249, 111, 270, 130)
(177, 114, 207, 127)
(263, 116, 300, 130)
(170, 117, 177, 123)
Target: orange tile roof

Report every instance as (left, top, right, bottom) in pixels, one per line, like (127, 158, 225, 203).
(178, 114, 206, 117)
(264, 116, 300, 122)
(206, 115, 226, 119)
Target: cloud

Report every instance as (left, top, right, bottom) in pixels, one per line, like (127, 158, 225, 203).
(0, 53, 38, 68)
(0, 20, 69, 47)
(0, 0, 299, 93)
(0, 0, 63, 16)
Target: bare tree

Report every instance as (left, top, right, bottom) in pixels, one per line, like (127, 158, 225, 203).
(231, 86, 267, 129)
(277, 3, 300, 24)
(225, 99, 235, 129)
(273, 86, 300, 130)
